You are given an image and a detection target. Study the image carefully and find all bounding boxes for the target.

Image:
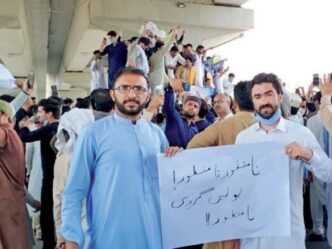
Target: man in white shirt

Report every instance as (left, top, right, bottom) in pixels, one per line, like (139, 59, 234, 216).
(165, 46, 185, 79)
(194, 45, 205, 87)
(90, 50, 107, 91)
(235, 73, 332, 249)
(127, 37, 150, 75)
(222, 73, 235, 96)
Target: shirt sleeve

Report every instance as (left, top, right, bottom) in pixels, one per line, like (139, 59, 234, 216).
(18, 126, 48, 143)
(60, 128, 95, 247)
(100, 45, 110, 56)
(165, 54, 173, 67)
(177, 54, 186, 65)
(162, 86, 180, 121)
(320, 95, 332, 134)
(11, 92, 28, 113)
(90, 60, 97, 71)
(304, 126, 332, 183)
(187, 123, 219, 148)
(129, 46, 140, 61)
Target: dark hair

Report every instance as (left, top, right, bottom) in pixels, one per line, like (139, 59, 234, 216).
(107, 31, 117, 37)
(170, 46, 179, 52)
(154, 41, 164, 50)
(0, 94, 14, 102)
(229, 73, 235, 78)
(93, 50, 100, 55)
(48, 96, 64, 105)
(75, 97, 91, 109)
(250, 73, 283, 97)
(233, 81, 254, 112)
(198, 99, 209, 119)
(90, 89, 114, 112)
(63, 98, 73, 105)
(185, 54, 196, 64)
(196, 45, 204, 50)
(39, 97, 61, 119)
(112, 67, 151, 89)
(186, 43, 193, 48)
(138, 37, 151, 46)
(129, 36, 138, 43)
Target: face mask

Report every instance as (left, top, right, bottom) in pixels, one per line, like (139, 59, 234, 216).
(108, 37, 117, 45)
(256, 108, 282, 126)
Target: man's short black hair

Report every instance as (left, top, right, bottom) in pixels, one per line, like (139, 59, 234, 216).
(111, 67, 151, 89)
(75, 97, 91, 109)
(170, 46, 179, 52)
(63, 98, 73, 105)
(229, 73, 235, 78)
(138, 37, 151, 46)
(186, 43, 193, 48)
(233, 81, 254, 112)
(93, 50, 100, 55)
(90, 89, 114, 112)
(39, 97, 61, 119)
(250, 73, 283, 98)
(196, 45, 204, 50)
(107, 31, 117, 37)
(129, 36, 138, 43)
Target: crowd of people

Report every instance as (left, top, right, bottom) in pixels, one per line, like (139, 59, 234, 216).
(1, 21, 332, 249)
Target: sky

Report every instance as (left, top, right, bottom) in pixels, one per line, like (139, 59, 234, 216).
(211, 0, 332, 91)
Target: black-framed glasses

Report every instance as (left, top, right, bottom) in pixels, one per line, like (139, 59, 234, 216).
(113, 85, 148, 95)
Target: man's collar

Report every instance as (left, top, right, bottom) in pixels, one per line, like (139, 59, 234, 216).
(254, 116, 286, 132)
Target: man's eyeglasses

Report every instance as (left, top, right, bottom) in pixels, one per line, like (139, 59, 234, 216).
(113, 85, 148, 95)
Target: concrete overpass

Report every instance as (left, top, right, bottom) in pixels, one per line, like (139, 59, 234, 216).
(0, 0, 254, 98)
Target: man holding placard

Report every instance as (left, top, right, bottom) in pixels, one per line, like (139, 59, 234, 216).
(236, 73, 332, 249)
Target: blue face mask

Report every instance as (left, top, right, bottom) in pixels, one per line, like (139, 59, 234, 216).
(256, 107, 282, 126)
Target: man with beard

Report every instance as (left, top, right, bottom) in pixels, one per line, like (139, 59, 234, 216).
(163, 79, 201, 148)
(61, 67, 181, 249)
(234, 73, 332, 249)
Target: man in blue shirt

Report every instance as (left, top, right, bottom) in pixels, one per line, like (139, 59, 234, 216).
(61, 67, 181, 249)
(100, 31, 128, 88)
(163, 79, 201, 148)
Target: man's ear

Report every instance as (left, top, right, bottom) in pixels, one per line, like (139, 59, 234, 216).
(110, 89, 115, 102)
(46, 112, 52, 119)
(279, 93, 284, 104)
(146, 92, 152, 103)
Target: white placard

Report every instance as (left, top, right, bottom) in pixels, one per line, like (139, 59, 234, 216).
(158, 142, 290, 249)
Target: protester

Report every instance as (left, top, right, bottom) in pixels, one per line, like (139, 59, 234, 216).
(60, 67, 181, 249)
(165, 45, 185, 79)
(19, 97, 61, 249)
(319, 74, 332, 248)
(235, 73, 332, 249)
(89, 50, 107, 91)
(90, 88, 114, 121)
(0, 100, 28, 249)
(163, 79, 200, 148)
(127, 37, 151, 75)
(212, 93, 233, 122)
(100, 31, 128, 88)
